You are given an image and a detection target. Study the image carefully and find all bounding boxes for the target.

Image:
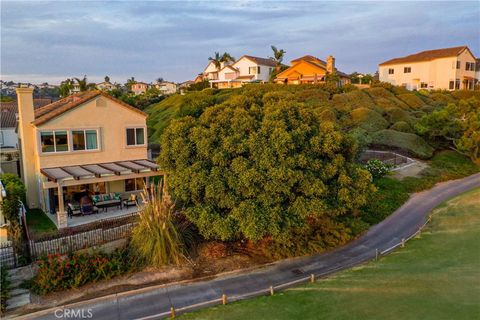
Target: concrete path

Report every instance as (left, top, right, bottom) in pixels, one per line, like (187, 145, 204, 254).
(17, 173, 480, 320)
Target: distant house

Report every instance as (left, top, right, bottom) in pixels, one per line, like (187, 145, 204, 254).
(274, 55, 350, 86)
(96, 81, 115, 91)
(379, 46, 477, 91)
(208, 55, 276, 89)
(131, 82, 149, 95)
(155, 81, 177, 95)
(476, 58, 480, 87)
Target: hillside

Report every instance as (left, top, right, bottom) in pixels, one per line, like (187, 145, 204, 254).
(146, 84, 480, 159)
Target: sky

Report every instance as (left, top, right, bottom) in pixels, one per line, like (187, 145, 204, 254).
(1, 0, 479, 85)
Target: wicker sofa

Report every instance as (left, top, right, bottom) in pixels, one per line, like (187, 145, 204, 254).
(92, 193, 122, 211)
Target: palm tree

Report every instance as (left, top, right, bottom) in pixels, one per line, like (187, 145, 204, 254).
(270, 45, 286, 70)
(126, 77, 136, 90)
(221, 52, 235, 63)
(208, 52, 222, 70)
(74, 75, 96, 91)
(156, 77, 164, 83)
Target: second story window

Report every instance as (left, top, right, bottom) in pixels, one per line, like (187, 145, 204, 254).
(404, 67, 411, 73)
(126, 127, 145, 146)
(388, 68, 394, 74)
(41, 130, 68, 153)
(466, 62, 475, 71)
(72, 129, 99, 151)
(248, 66, 261, 75)
(456, 61, 461, 69)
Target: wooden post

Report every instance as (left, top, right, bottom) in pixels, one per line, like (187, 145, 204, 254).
(270, 286, 274, 296)
(222, 294, 227, 305)
(310, 274, 315, 283)
(401, 238, 405, 248)
(170, 306, 176, 318)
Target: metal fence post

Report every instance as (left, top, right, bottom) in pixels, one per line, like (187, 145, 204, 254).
(375, 249, 379, 261)
(401, 238, 405, 248)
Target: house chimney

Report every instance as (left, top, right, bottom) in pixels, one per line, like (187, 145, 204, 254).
(16, 87, 38, 208)
(326, 55, 335, 74)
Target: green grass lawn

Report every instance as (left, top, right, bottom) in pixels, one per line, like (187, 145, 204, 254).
(25, 209, 57, 236)
(181, 188, 480, 320)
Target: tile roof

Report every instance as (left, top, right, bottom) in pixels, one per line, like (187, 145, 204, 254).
(291, 55, 327, 66)
(32, 90, 147, 126)
(379, 46, 471, 66)
(240, 55, 277, 67)
(0, 98, 52, 128)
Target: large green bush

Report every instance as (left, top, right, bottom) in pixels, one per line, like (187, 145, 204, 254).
(397, 93, 425, 109)
(159, 96, 375, 243)
(371, 129, 434, 159)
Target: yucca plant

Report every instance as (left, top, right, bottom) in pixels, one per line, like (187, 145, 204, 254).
(131, 185, 188, 268)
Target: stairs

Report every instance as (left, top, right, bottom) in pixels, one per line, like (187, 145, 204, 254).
(5, 266, 32, 311)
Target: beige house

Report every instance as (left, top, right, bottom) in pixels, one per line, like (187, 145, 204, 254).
(379, 46, 477, 91)
(155, 81, 177, 95)
(96, 81, 115, 91)
(16, 88, 163, 228)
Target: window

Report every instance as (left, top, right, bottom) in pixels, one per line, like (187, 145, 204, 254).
(72, 129, 98, 151)
(126, 127, 145, 146)
(124, 178, 145, 192)
(456, 61, 460, 69)
(449, 81, 455, 90)
(404, 67, 411, 73)
(248, 66, 257, 75)
(466, 62, 470, 70)
(40, 131, 68, 153)
(420, 82, 428, 88)
(455, 79, 460, 90)
(388, 68, 394, 74)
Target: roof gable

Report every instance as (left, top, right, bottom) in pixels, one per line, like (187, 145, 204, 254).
(379, 46, 472, 66)
(275, 60, 326, 78)
(33, 91, 146, 126)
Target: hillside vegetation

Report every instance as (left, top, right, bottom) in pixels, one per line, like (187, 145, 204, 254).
(146, 84, 479, 160)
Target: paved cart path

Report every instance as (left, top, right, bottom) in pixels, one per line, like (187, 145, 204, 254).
(19, 173, 480, 320)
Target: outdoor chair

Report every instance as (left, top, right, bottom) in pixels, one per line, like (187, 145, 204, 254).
(80, 204, 99, 215)
(122, 194, 138, 208)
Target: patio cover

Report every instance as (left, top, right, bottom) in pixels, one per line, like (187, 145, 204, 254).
(41, 159, 161, 187)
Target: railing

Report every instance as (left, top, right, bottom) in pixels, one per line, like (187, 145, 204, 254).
(28, 212, 139, 260)
(359, 149, 415, 168)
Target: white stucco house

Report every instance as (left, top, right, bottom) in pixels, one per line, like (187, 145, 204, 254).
(379, 46, 477, 91)
(209, 55, 276, 89)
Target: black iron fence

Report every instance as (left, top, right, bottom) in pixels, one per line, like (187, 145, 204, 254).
(27, 212, 139, 260)
(359, 150, 412, 167)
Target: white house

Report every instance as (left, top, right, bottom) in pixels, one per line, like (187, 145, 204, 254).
(379, 46, 477, 91)
(210, 55, 276, 89)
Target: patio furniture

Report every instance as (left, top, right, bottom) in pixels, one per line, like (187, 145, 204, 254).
(122, 194, 138, 208)
(80, 204, 99, 215)
(67, 203, 99, 218)
(92, 193, 122, 212)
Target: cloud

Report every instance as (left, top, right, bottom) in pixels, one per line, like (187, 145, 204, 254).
(1, 1, 479, 84)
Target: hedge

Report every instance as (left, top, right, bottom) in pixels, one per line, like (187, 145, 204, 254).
(390, 121, 413, 133)
(397, 93, 425, 109)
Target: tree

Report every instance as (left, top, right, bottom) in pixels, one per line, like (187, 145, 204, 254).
(104, 76, 110, 83)
(416, 98, 480, 164)
(74, 75, 96, 92)
(156, 77, 164, 84)
(59, 78, 74, 97)
(209, 52, 235, 70)
(125, 77, 136, 91)
(269, 45, 286, 70)
(208, 52, 222, 69)
(159, 93, 375, 243)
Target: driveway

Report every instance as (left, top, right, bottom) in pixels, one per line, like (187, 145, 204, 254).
(19, 173, 480, 320)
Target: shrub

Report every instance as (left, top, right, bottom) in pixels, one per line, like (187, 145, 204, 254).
(386, 107, 412, 125)
(390, 121, 413, 133)
(294, 89, 330, 106)
(0, 174, 26, 224)
(198, 242, 229, 259)
(350, 107, 389, 132)
(1, 267, 10, 314)
(29, 248, 136, 295)
(397, 93, 425, 109)
(365, 159, 391, 179)
(370, 129, 434, 159)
